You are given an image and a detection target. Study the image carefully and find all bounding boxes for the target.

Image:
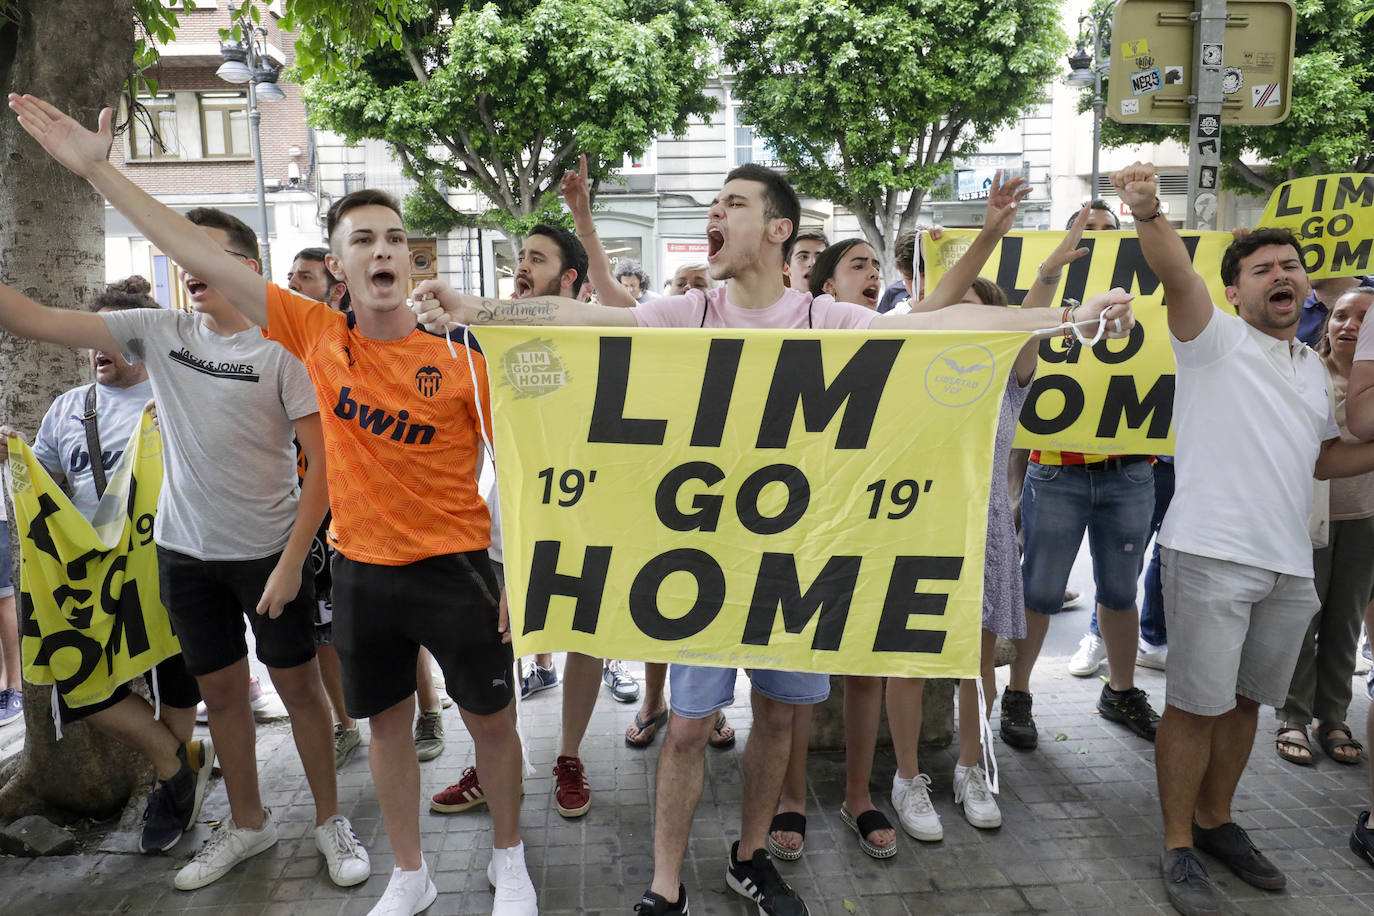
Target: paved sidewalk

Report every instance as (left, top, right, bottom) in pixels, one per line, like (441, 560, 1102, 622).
(2, 638, 1373, 914)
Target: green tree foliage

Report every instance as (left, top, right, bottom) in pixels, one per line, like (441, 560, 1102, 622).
(723, 0, 1067, 277)
(282, 0, 725, 239)
(1095, 0, 1374, 194)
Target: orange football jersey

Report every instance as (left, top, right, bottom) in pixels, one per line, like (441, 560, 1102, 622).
(266, 285, 492, 565)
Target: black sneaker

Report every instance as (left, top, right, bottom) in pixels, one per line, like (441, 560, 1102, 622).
(140, 778, 186, 853)
(635, 885, 688, 914)
(725, 841, 809, 916)
(1097, 684, 1160, 741)
(1352, 811, 1374, 867)
(999, 688, 1037, 749)
(1192, 821, 1285, 890)
(1162, 847, 1220, 915)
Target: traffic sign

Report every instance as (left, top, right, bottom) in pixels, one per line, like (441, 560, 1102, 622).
(1105, 0, 1295, 126)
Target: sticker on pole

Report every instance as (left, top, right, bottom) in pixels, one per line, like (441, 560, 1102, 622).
(1121, 99, 1140, 116)
(1130, 68, 1163, 96)
(1252, 83, 1280, 108)
(1197, 115, 1219, 137)
(1121, 39, 1148, 57)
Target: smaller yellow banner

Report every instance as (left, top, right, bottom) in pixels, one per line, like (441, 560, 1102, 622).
(1259, 173, 1374, 280)
(924, 229, 1232, 455)
(12, 415, 181, 708)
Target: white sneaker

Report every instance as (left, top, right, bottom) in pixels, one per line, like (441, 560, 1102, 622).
(1136, 639, 1168, 671)
(890, 772, 942, 842)
(953, 764, 1002, 829)
(368, 863, 438, 915)
(173, 808, 278, 890)
(315, 814, 371, 887)
(1068, 633, 1107, 677)
(487, 842, 539, 915)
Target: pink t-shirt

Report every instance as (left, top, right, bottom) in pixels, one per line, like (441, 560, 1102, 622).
(633, 287, 878, 330)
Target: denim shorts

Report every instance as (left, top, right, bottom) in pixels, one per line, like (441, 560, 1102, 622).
(668, 664, 830, 718)
(1162, 548, 1319, 715)
(1021, 460, 1155, 615)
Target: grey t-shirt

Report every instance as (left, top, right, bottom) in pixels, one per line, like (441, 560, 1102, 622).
(33, 379, 155, 521)
(101, 309, 318, 561)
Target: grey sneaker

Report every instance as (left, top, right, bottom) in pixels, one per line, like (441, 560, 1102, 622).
(334, 723, 362, 770)
(414, 710, 445, 762)
(1161, 847, 1220, 915)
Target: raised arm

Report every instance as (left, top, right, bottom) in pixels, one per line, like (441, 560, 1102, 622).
(560, 154, 637, 310)
(1348, 322, 1374, 440)
(907, 171, 1031, 313)
(0, 282, 121, 352)
(8, 94, 268, 327)
(410, 283, 636, 329)
(1021, 205, 1093, 311)
(1111, 162, 1213, 341)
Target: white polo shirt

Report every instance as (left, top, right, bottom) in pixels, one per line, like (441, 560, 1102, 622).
(1159, 305, 1338, 578)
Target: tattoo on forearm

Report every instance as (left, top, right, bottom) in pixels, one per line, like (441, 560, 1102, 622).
(473, 298, 558, 325)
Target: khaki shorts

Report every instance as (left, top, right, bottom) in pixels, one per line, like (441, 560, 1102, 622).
(1161, 548, 1319, 716)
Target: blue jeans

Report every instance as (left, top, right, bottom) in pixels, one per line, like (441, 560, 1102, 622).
(1021, 460, 1155, 615)
(1090, 460, 1173, 645)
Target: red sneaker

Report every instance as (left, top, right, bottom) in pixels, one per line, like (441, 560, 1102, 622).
(553, 755, 590, 818)
(431, 766, 485, 813)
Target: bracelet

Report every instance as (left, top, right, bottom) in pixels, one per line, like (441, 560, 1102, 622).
(576, 228, 597, 238)
(1039, 272, 1062, 286)
(1061, 299, 1081, 345)
(1135, 198, 1165, 222)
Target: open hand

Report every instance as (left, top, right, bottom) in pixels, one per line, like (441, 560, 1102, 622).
(981, 170, 1032, 239)
(7, 94, 113, 179)
(1041, 205, 1094, 280)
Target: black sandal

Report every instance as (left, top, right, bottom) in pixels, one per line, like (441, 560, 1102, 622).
(765, 811, 806, 861)
(841, 805, 898, 859)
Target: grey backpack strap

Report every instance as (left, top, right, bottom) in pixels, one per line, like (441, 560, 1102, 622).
(82, 384, 107, 500)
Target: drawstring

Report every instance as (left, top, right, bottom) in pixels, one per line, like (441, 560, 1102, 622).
(151, 667, 162, 721)
(50, 687, 62, 741)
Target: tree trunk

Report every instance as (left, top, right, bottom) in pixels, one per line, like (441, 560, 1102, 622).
(0, 0, 149, 820)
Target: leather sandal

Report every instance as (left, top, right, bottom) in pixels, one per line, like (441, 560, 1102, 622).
(1275, 724, 1314, 766)
(1317, 722, 1365, 765)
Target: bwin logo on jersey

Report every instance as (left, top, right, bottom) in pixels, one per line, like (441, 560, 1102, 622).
(416, 366, 443, 397)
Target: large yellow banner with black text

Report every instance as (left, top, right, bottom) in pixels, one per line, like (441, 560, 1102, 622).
(925, 230, 1232, 455)
(11, 414, 180, 708)
(480, 327, 1026, 679)
(1259, 173, 1374, 280)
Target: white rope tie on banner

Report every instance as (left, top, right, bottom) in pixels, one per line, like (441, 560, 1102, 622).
(1029, 311, 1121, 347)
(974, 677, 1000, 795)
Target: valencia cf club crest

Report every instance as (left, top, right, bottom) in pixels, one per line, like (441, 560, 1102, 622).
(415, 366, 443, 397)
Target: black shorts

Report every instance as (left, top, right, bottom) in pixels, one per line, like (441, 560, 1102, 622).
(59, 652, 201, 724)
(156, 546, 317, 676)
(332, 550, 514, 719)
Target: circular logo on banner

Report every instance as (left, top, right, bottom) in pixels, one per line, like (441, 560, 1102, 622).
(925, 344, 997, 407)
(501, 338, 569, 399)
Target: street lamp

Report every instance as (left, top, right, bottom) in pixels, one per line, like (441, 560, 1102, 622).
(218, 2, 284, 279)
(1066, 8, 1111, 200)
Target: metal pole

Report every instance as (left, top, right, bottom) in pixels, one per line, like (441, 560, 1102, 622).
(1186, 0, 1227, 230)
(245, 38, 273, 280)
(1090, 15, 1104, 199)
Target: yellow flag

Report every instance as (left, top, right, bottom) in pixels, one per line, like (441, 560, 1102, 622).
(925, 229, 1232, 455)
(480, 325, 1025, 679)
(1259, 173, 1374, 280)
(12, 413, 180, 708)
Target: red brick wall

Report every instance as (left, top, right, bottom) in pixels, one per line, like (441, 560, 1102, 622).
(112, 6, 310, 197)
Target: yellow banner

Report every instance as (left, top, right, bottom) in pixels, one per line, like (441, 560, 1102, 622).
(1259, 173, 1374, 280)
(480, 326, 1026, 679)
(925, 229, 1232, 454)
(12, 415, 180, 708)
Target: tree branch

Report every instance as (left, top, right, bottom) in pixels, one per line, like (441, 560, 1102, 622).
(399, 32, 429, 84)
(475, 93, 517, 212)
(1229, 157, 1276, 195)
